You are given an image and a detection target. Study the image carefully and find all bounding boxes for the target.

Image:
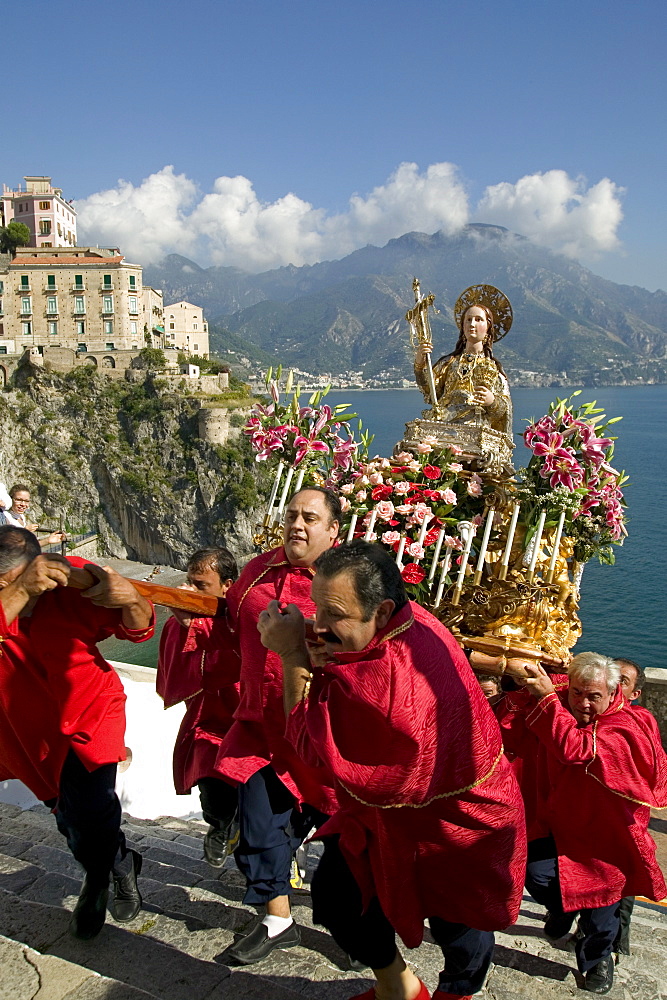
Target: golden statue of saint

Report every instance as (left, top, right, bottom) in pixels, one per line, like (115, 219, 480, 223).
(413, 285, 513, 436)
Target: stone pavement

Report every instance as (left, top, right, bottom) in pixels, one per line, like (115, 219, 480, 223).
(0, 801, 666, 1000)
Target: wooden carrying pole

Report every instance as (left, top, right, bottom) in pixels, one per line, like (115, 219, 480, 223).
(67, 566, 221, 617)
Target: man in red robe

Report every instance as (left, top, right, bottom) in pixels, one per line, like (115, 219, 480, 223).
(0, 527, 154, 940)
(216, 487, 341, 965)
(496, 651, 667, 995)
(157, 546, 240, 866)
(258, 540, 527, 1000)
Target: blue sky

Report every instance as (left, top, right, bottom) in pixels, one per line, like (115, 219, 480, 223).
(4, 0, 665, 289)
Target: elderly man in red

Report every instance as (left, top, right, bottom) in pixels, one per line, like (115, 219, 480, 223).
(496, 651, 667, 995)
(0, 526, 154, 940)
(157, 546, 241, 866)
(216, 487, 341, 965)
(258, 540, 527, 1000)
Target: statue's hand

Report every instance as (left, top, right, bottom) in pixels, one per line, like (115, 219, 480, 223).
(473, 387, 495, 407)
(415, 344, 432, 369)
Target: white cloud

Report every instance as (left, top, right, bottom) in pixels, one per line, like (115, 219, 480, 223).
(475, 170, 624, 258)
(75, 163, 625, 271)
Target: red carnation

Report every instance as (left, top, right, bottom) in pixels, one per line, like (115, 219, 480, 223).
(423, 465, 443, 480)
(401, 562, 425, 585)
(371, 484, 394, 501)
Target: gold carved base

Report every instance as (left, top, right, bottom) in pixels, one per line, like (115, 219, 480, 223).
(398, 416, 515, 475)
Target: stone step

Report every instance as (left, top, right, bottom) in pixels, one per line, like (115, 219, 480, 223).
(1, 800, 667, 999)
(0, 933, 158, 1000)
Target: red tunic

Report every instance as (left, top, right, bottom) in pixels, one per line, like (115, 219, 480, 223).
(214, 547, 337, 815)
(496, 686, 667, 911)
(0, 557, 155, 801)
(285, 601, 527, 948)
(156, 615, 239, 794)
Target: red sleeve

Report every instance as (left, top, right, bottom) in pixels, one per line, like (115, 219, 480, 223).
(156, 616, 203, 706)
(495, 689, 538, 760)
(525, 692, 597, 763)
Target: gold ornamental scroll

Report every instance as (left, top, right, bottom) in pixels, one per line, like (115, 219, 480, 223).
(406, 277, 439, 415)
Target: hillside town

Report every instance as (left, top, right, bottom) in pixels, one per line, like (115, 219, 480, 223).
(0, 176, 211, 386)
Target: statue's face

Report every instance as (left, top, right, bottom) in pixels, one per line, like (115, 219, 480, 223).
(463, 306, 489, 350)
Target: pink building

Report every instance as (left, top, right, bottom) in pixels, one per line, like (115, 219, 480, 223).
(1, 176, 77, 249)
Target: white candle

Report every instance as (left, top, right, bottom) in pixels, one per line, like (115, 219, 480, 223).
(473, 508, 495, 585)
(276, 466, 295, 517)
(345, 513, 358, 542)
(500, 502, 520, 571)
(434, 548, 453, 605)
(416, 513, 432, 548)
(293, 468, 305, 496)
(427, 528, 446, 583)
(266, 461, 285, 516)
(528, 510, 547, 577)
(455, 523, 476, 590)
(547, 509, 566, 581)
(364, 508, 378, 541)
(395, 534, 407, 565)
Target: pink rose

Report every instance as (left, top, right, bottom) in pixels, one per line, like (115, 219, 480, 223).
(375, 500, 395, 522)
(450, 445, 463, 455)
(407, 542, 425, 559)
(444, 535, 463, 550)
(394, 481, 411, 494)
(411, 503, 433, 525)
(440, 488, 457, 505)
(340, 483, 354, 495)
(407, 460, 421, 472)
(467, 480, 483, 497)
(340, 497, 351, 513)
(369, 472, 384, 485)
(394, 504, 414, 514)
(416, 442, 433, 454)
(448, 463, 463, 473)
(355, 490, 368, 502)
(382, 530, 401, 545)
(394, 451, 413, 463)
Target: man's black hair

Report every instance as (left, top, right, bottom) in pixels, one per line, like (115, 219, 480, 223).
(0, 525, 41, 575)
(187, 546, 239, 583)
(615, 657, 646, 690)
(314, 540, 408, 621)
(289, 485, 342, 528)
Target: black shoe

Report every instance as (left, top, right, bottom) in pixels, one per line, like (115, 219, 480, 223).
(69, 877, 108, 940)
(110, 849, 142, 922)
(203, 822, 239, 868)
(223, 921, 301, 965)
(544, 910, 575, 941)
(584, 955, 614, 994)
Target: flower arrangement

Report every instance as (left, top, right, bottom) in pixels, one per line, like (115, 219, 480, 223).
(244, 367, 370, 478)
(245, 371, 628, 604)
(339, 438, 494, 599)
(519, 392, 627, 564)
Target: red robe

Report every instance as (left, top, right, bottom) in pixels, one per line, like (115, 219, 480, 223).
(285, 601, 527, 948)
(0, 557, 155, 801)
(496, 686, 667, 911)
(156, 615, 239, 794)
(214, 547, 337, 815)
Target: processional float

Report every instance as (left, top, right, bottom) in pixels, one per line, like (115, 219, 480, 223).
(244, 279, 627, 681)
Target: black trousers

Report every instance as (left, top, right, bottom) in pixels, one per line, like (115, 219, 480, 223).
(526, 837, 621, 974)
(235, 765, 327, 906)
(51, 749, 132, 886)
(197, 776, 238, 830)
(311, 836, 494, 996)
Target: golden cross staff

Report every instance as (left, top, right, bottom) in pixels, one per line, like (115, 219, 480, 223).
(405, 277, 439, 414)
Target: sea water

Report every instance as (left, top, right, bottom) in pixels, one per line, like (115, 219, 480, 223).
(325, 384, 666, 669)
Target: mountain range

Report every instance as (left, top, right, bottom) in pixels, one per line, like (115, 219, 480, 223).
(143, 225, 667, 385)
